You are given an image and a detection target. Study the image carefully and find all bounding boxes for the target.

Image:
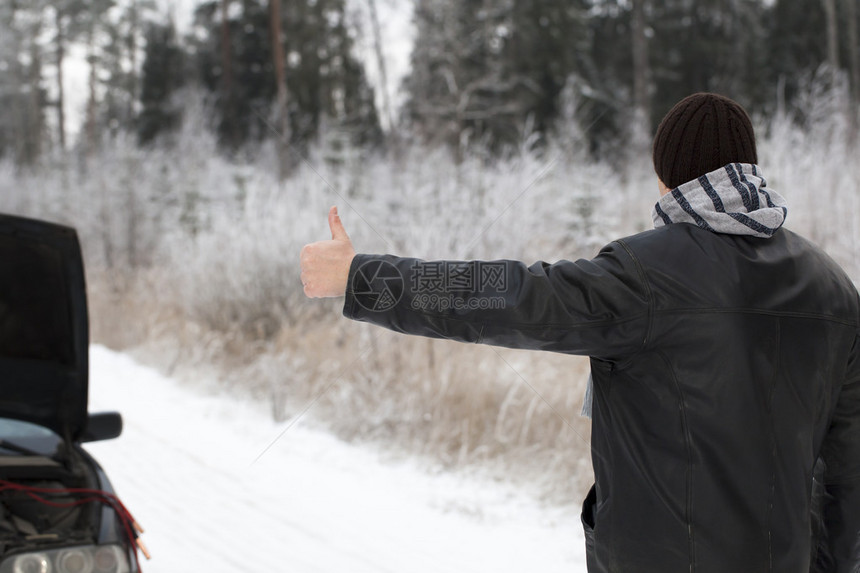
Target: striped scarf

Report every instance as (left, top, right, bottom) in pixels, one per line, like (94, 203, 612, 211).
(581, 163, 788, 419)
(652, 163, 788, 238)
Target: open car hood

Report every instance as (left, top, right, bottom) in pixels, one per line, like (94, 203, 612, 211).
(0, 214, 88, 440)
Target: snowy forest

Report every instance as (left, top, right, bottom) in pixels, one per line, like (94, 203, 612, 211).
(2, 0, 860, 500)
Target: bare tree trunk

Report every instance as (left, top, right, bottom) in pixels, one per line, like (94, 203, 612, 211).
(55, 7, 66, 152)
(845, 0, 860, 103)
(15, 7, 46, 165)
(85, 24, 99, 157)
(269, 0, 292, 180)
(99, 181, 114, 270)
(126, 177, 138, 268)
(822, 0, 840, 80)
(127, 0, 139, 122)
(631, 0, 651, 149)
(368, 0, 395, 133)
(25, 26, 44, 165)
(126, 1, 140, 266)
(220, 0, 237, 146)
(5, 4, 28, 165)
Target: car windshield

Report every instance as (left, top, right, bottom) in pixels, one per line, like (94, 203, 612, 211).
(0, 418, 62, 456)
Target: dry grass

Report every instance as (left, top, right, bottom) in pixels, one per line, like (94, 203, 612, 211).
(87, 266, 595, 503)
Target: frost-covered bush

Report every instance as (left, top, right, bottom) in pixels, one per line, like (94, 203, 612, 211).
(1, 83, 858, 502)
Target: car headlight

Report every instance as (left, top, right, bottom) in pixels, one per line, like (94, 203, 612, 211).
(0, 545, 130, 573)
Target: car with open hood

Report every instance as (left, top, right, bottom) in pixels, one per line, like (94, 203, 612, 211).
(0, 213, 142, 573)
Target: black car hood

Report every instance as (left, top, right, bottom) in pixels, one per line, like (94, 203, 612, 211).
(0, 214, 89, 440)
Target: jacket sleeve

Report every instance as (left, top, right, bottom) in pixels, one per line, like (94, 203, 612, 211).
(812, 332, 860, 572)
(342, 240, 651, 359)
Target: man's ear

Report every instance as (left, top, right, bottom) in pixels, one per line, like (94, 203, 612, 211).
(658, 179, 671, 197)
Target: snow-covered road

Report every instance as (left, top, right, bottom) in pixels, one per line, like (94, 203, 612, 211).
(85, 346, 588, 572)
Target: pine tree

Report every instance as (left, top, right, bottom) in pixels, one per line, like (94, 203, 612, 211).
(101, 0, 157, 136)
(0, 1, 49, 165)
(137, 20, 185, 144)
(630, 0, 651, 148)
(648, 0, 767, 119)
(405, 0, 586, 154)
(503, 0, 587, 141)
(269, 0, 291, 178)
(765, 0, 828, 109)
(190, 0, 380, 153)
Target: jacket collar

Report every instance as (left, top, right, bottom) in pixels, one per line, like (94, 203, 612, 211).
(652, 163, 788, 239)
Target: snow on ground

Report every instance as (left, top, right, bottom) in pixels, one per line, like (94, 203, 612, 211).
(85, 345, 587, 572)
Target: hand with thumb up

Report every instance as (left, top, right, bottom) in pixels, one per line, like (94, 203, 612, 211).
(300, 206, 356, 298)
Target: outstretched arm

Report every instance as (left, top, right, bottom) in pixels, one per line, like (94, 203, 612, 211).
(300, 207, 651, 358)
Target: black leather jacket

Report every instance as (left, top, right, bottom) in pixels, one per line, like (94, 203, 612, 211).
(343, 223, 860, 573)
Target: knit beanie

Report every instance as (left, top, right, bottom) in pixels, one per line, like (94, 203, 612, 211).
(652, 93, 758, 190)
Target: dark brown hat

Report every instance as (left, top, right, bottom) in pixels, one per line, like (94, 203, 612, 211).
(652, 93, 758, 189)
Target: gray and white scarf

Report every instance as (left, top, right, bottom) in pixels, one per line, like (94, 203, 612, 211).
(653, 162, 787, 237)
(581, 163, 789, 418)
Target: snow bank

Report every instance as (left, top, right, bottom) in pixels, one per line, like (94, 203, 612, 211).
(85, 345, 587, 572)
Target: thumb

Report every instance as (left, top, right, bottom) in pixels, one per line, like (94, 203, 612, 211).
(328, 206, 350, 241)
